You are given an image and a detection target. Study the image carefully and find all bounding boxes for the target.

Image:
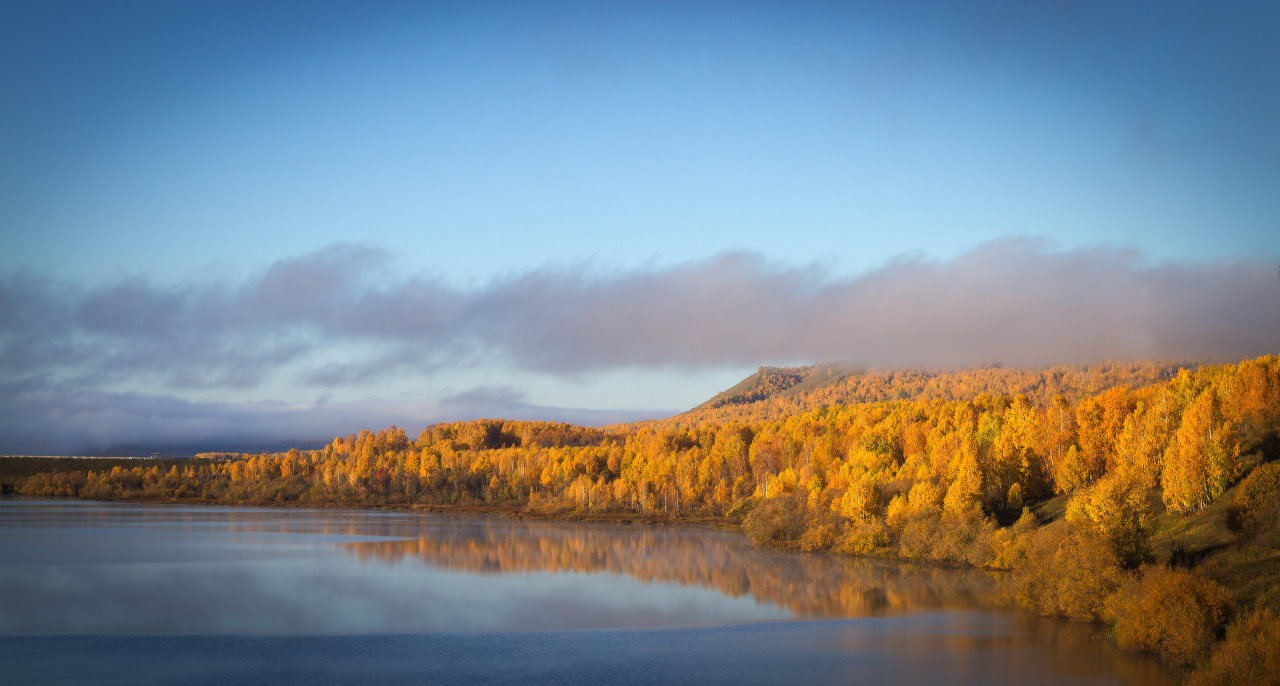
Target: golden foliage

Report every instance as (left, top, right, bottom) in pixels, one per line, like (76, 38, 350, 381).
(1230, 462, 1280, 533)
(741, 495, 807, 544)
(662, 360, 1190, 426)
(1163, 388, 1240, 513)
(799, 518, 841, 552)
(840, 520, 892, 556)
(1013, 521, 1123, 621)
(1064, 474, 1153, 568)
(837, 477, 881, 524)
(1185, 608, 1280, 686)
(1108, 565, 1230, 665)
(20, 354, 1280, 670)
(21, 357, 1279, 544)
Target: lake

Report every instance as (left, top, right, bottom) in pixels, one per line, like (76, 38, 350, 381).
(0, 498, 1171, 685)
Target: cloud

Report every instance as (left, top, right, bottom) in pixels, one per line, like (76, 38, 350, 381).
(443, 385, 528, 407)
(0, 380, 663, 456)
(3, 239, 1279, 393)
(4, 237, 1278, 453)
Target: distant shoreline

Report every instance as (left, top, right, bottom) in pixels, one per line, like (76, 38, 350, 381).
(25, 493, 746, 532)
(0, 455, 163, 459)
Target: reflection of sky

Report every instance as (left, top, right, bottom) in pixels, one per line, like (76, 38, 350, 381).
(0, 500, 1176, 685)
(5, 613, 1176, 686)
(0, 500, 793, 634)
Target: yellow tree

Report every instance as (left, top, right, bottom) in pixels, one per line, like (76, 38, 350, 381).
(1162, 388, 1239, 513)
(1231, 356, 1280, 438)
(943, 447, 984, 515)
(1076, 386, 1136, 478)
(838, 476, 881, 523)
(748, 427, 783, 497)
(1044, 395, 1077, 493)
(1065, 474, 1153, 567)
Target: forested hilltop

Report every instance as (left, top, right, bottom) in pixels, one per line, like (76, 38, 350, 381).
(670, 359, 1192, 425)
(16, 355, 1280, 683)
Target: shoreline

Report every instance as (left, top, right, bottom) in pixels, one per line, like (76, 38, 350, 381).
(12, 494, 999, 571)
(29, 494, 746, 533)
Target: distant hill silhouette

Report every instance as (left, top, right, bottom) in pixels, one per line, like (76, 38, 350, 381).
(89, 439, 330, 461)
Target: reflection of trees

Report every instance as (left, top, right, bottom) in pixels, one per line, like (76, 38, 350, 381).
(338, 520, 1016, 619)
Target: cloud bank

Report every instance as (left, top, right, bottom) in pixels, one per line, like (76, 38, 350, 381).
(2, 238, 1277, 453)
(0, 381, 662, 456)
(3, 239, 1277, 388)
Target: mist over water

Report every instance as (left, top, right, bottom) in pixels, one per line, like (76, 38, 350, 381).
(0, 499, 1172, 685)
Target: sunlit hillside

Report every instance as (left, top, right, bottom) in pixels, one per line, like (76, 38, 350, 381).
(645, 359, 1195, 427)
(12, 353, 1280, 678)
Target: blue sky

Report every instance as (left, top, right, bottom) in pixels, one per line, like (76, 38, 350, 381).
(2, 0, 1278, 453)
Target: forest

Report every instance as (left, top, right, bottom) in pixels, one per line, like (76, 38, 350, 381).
(15, 355, 1280, 683)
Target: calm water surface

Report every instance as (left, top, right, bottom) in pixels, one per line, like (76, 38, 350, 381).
(0, 498, 1172, 685)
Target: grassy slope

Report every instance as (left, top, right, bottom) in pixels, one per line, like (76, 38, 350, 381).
(690, 362, 859, 412)
(691, 369, 772, 411)
(1152, 435, 1280, 612)
(777, 362, 863, 398)
(1032, 433, 1280, 614)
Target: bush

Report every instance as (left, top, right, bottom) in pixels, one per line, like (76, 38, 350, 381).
(897, 510, 946, 560)
(1064, 475, 1153, 568)
(1013, 521, 1123, 621)
(840, 520, 891, 555)
(987, 508, 1038, 570)
(1184, 608, 1280, 686)
(725, 496, 760, 520)
(742, 494, 806, 545)
(18, 471, 85, 496)
(930, 511, 991, 565)
(1228, 462, 1280, 534)
(894, 509, 1002, 566)
(1108, 565, 1230, 665)
(799, 518, 841, 552)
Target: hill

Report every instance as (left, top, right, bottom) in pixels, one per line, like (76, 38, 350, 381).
(654, 359, 1197, 427)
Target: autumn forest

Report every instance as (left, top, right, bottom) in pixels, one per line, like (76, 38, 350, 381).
(14, 355, 1280, 683)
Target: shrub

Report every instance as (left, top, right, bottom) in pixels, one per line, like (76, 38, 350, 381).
(725, 496, 760, 520)
(18, 471, 85, 496)
(742, 493, 806, 545)
(1228, 462, 1280, 534)
(1184, 607, 1280, 686)
(800, 518, 841, 552)
(896, 511, 942, 560)
(841, 520, 891, 555)
(1108, 565, 1230, 665)
(930, 511, 993, 565)
(1064, 474, 1153, 568)
(894, 509, 1002, 566)
(1013, 521, 1123, 621)
(988, 508, 1038, 570)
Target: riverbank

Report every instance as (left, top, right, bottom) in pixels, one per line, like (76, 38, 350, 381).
(2, 496, 1178, 685)
(7, 452, 1279, 684)
(5, 489, 747, 532)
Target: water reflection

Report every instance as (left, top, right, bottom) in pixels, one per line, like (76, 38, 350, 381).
(336, 522, 1014, 620)
(0, 499, 1172, 685)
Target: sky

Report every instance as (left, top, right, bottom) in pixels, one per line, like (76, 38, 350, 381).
(2, 0, 1279, 454)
